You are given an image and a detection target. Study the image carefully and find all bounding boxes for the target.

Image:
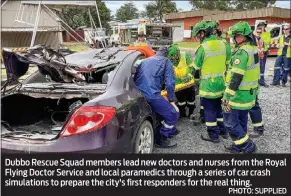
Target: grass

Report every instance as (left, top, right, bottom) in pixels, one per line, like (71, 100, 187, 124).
(174, 41, 200, 49)
(63, 42, 90, 52)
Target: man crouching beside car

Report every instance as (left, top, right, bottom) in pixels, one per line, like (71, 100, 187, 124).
(134, 46, 180, 148)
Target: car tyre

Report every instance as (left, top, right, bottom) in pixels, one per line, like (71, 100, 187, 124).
(133, 120, 154, 154)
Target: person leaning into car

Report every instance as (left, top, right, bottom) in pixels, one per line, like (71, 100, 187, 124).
(134, 46, 179, 148)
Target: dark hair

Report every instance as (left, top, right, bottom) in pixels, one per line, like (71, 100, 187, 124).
(245, 33, 257, 46)
(216, 29, 222, 37)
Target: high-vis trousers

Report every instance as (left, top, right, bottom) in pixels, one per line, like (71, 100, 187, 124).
(223, 109, 256, 153)
(273, 55, 291, 85)
(259, 51, 268, 85)
(176, 86, 196, 117)
(249, 97, 264, 132)
(148, 97, 180, 138)
(201, 97, 225, 140)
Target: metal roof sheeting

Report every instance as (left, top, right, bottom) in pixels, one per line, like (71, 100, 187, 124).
(203, 7, 291, 21)
(164, 9, 227, 20)
(146, 23, 182, 27)
(1, 31, 61, 49)
(21, 1, 96, 7)
(1, 27, 61, 32)
(165, 7, 291, 21)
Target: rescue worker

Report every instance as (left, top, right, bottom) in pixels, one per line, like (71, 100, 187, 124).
(135, 31, 152, 47)
(257, 21, 271, 87)
(226, 28, 265, 138)
(208, 21, 227, 44)
(134, 46, 179, 148)
(194, 20, 231, 127)
(192, 20, 231, 142)
(248, 28, 266, 137)
(168, 44, 196, 118)
(222, 21, 259, 153)
(271, 23, 291, 87)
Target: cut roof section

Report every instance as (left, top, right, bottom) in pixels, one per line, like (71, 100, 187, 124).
(203, 7, 291, 21)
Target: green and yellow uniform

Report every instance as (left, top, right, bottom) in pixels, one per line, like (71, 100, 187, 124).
(168, 45, 196, 117)
(223, 21, 258, 154)
(192, 20, 231, 142)
(277, 34, 291, 57)
(174, 51, 194, 85)
(193, 35, 231, 98)
(223, 44, 259, 110)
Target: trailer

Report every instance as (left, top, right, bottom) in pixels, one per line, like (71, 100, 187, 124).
(139, 22, 182, 50)
(118, 20, 181, 50)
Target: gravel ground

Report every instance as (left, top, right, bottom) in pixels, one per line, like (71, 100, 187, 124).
(154, 57, 291, 154)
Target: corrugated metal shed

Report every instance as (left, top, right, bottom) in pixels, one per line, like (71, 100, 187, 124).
(203, 7, 291, 21)
(146, 23, 182, 27)
(21, 1, 96, 8)
(1, 31, 61, 49)
(164, 9, 227, 20)
(1, 27, 61, 32)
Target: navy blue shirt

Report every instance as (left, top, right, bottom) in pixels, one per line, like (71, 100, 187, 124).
(282, 35, 291, 56)
(134, 53, 175, 101)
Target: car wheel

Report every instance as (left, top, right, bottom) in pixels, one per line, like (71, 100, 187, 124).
(133, 120, 154, 154)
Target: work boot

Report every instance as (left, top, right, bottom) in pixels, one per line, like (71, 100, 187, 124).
(200, 116, 205, 123)
(224, 140, 257, 154)
(282, 83, 287, 87)
(260, 82, 269, 88)
(219, 130, 229, 139)
(188, 106, 195, 118)
(178, 106, 186, 118)
(168, 129, 180, 138)
(193, 116, 204, 126)
(270, 82, 280, 86)
(201, 132, 220, 143)
(249, 126, 264, 138)
(155, 135, 177, 148)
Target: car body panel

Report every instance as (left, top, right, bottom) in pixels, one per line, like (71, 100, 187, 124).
(1, 48, 156, 153)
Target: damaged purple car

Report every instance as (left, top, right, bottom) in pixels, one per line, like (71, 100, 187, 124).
(1, 45, 157, 153)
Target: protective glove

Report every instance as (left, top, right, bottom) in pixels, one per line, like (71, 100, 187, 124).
(221, 99, 231, 113)
(170, 102, 180, 113)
